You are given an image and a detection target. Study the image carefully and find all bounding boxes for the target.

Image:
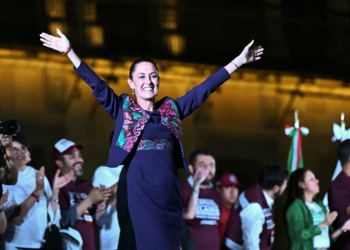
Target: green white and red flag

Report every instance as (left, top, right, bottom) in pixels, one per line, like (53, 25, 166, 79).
(285, 125, 309, 174)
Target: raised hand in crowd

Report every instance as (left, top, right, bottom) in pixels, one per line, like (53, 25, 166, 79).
(340, 219, 350, 232)
(95, 185, 109, 221)
(88, 185, 112, 204)
(10, 166, 47, 224)
(193, 166, 210, 190)
(0, 190, 9, 206)
(50, 169, 74, 216)
(0, 189, 9, 234)
(75, 185, 111, 221)
(319, 210, 338, 229)
(52, 169, 74, 190)
(332, 217, 350, 239)
(183, 166, 211, 220)
(33, 166, 45, 196)
(0, 134, 18, 185)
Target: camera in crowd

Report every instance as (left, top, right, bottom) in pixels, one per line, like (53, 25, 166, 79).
(0, 120, 20, 135)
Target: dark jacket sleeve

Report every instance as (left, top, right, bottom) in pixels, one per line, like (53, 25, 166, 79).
(58, 182, 78, 227)
(61, 206, 78, 227)
(93, 209, 109, 228)
(74, 60, 121, 120)
(175, 67, 230, 119)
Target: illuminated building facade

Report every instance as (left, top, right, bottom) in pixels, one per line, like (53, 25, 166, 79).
(2, 1, 350, 247)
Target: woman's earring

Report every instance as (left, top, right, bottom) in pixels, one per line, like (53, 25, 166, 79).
(132, 89, 135, 95)
(28, 157, 31, 163)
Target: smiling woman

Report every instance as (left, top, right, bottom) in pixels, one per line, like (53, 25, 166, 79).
(126, 58, 160, 110)
(39, 28, 263, 250)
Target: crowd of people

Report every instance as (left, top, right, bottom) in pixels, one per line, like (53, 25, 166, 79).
(2, 133, 350, 250)
(0, 27, 349, 250)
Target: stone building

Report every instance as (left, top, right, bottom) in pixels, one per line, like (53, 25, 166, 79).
(2, 0, 350, 248)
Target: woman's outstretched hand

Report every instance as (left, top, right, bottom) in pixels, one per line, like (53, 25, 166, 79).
(40, 28, 70, 53)
(237, 40, 264, 66)
(224, 40, 264, 74)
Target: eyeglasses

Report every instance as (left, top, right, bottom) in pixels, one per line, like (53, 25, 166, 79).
(13, 146, 27, 154)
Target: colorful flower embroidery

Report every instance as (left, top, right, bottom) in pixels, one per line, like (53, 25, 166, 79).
(137, 138, 174, 151)
(116, 96, 150, 152)
(116, 96, 185, 160)
(158, 99, 185, 158)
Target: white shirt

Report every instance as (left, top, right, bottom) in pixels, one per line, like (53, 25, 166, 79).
(92, 165, 123, 250)
(2, 166, 61, 249)
(239, 190, 274, 250)
(305, 201, 330, 248)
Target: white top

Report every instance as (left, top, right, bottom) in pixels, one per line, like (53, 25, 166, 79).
(239, 190, 274, 250)
(305, 201, 330, 248)
(92, 165, 123, 250)
(2, 166, 60, 249)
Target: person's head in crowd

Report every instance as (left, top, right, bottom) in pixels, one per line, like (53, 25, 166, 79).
(286, 168, 319, 207)
(338, 139, 350, 167)
(189, 149, 217, 185)
(12, 132, 32, 171)
(53, 139, 84, 179)
(216, 172, 241, 208)
(258, 164, 288, 199)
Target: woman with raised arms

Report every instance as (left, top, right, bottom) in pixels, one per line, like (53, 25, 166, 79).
(40, 29, 263, 250)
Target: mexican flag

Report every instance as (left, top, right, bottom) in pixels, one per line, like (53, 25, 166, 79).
(285, 125, 309, 174)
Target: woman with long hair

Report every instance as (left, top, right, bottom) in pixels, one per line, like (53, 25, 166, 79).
(286, 168, 350, 250)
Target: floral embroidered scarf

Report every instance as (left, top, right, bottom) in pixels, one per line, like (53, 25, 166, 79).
(116, 96, 184, 158)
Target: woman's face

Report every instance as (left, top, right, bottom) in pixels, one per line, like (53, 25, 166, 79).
(127, 62, 159, 101)
(300, 170, 319, 196)
(12, 141, 30, 169)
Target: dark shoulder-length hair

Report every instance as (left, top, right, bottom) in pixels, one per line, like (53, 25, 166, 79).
(12, 132, 32, 153)
(286, 168, 309, 208)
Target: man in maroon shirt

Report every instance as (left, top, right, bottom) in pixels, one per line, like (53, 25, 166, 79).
(181, 149, 222, 250)
(328, 139, 350, 250)
(216, 173, 241, 249)
(53, 138, 111, 250)
(225, 164, 288, 250)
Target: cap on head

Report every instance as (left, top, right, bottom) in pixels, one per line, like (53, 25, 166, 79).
(216, 173, 242, 187)
(53, 139, 84, 162)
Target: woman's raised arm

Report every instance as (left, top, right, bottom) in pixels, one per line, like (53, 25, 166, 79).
(224, 40, 264, 74)
(40, 28, 81, 68)
(175, 40, 264, 119)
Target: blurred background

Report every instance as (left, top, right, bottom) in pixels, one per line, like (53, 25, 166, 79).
(2, 0, 350, 248)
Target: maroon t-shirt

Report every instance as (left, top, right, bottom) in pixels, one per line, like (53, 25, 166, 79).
(59, 179, 95, 250)
(181, 180, 222, 250)
(329, 171, 350, 250)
